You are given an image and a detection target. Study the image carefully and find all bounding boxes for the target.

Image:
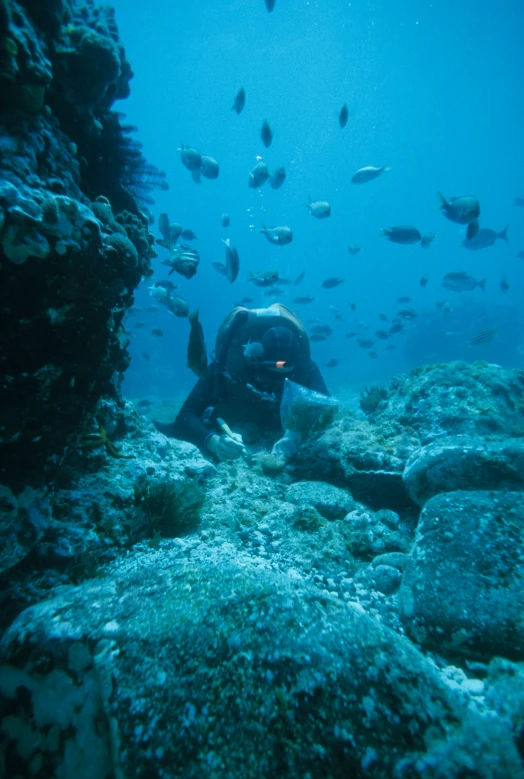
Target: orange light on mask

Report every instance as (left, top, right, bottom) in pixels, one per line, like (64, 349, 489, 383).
(275, 361, 287, 369)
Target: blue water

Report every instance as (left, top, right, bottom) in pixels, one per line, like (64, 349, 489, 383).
(111, 0, 524, 402)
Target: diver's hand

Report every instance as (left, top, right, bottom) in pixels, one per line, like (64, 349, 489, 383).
(271, 430, 302, 460)
(207, 433, 245, 461)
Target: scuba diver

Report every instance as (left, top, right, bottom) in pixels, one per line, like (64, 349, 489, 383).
(155, 303, 329, 461)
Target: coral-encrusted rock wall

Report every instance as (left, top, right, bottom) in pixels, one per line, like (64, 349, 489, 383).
(0, 0, 162, 488)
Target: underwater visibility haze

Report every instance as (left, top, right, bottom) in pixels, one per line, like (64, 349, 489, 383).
(1, 0, 524, 776)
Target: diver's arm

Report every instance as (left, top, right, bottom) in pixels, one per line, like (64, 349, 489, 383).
(308, 360, 330, 396)
(173, 367, 217, 450)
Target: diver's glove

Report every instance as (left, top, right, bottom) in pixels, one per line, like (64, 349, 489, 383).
(207, 433, 245, 461)
(271, 430, 302, 460)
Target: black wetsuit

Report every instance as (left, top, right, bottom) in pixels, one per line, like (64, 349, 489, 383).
(161, 360, 328, 452)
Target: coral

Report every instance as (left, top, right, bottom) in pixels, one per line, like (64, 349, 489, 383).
(133, 478, 205, 538)
(359, 384, 389, 415)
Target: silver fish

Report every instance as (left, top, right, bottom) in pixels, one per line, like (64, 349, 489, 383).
(221, 213, 230, 227)
(259, 224, 292, 246)
(442, 271, 486, 292)
(248, 159, 269, 189)
(421, 232, 436, 248)
(178, 144, 201, 171)
(351, 165, 390, 184)
(200, 155, 219, 179)
(438, 191, 480, 224)
(306, 197, 331, 218)
(462, 225, 509, 250)
(222, 238, 240, 283)
(232, 87, 245, 114)
(380, 225, 421, 245)
(269, 166, 286, 189)
(348, 244, 361, 255)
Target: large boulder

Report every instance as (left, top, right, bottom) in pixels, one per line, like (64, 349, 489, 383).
(399, 490, 524, 660)
(1, 545, 522, 779)
(403, 435, 524, 506)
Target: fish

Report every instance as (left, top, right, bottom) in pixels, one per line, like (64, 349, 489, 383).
(357, 338, 375, 349)
(212, 261, 227, 276)
(306, 197, 331, 218)
(443, 301, 453, 313)
(239, 296, 254, 304)
(277, 277, 293, 285)
(149, 284, 188, 317)
(442, 271, 486, 292)
(436, 300, 445, 309)
(293, 296, 315, 304)
(264, 0, 276, 10)
(261, 119, 273, 148)
(466, 219, 480, 241)
(345, 332, 356, 338)
(269, 166, 286, 189)
(380, 226, 422, 244)
(161, 248, 200, 279)
(259, 224, 293, 246)
(141, 352, 151, 361)
(249, 268, 279, 287)
(339, 103, 348, 128)
(222, 238, 240, 283)
(375, 330, 389, 340)
(385, 344, 396, 351)
(517, 251, 524, 260)
(397, 308, 418, 320)
(471, 326, 497, 346)
(310, 324, 333, 336)
(221, 213, 230, 227)
(187, 310, 208, 378)
(396, 296, 412, 303)
(389, 322, 405, 334)
(248, 159, 269, 188)
(351, 165, 390, 184)
(137, 399, 153, 408)
(421, 232, 436, 248)
(127, 306, 143, 316)
(322, 277, 344, 289)
(438, 191, 480, 224)
(294, 270, 305, 285)
(200, 156, 220, 179)
(420, 275, 429, 287)
(178, 144, 201, 171)
(134, 321, 146, 329)
(462, 225, 509, 251)
(263, 287, 284, 297)
(348, 302, 357, 311)
(144, 305, 160, 312)
(167, 295, 189, 318)
(158, 213, 170, 241)
(500, 276, 509, 293)
(368, 350, 378, 359)
(158, 215, 182, 248)
(232, 87, 245, 114)
(378, 313, 388, 321)
(348, 244, 361, 256)
(310, 333, 329, 342)
(181, 229, 197, 241)
(151, 328, 164, 338)
(514, 195, 524, 207)
(326, 359, 339, 368)
(191, 170, 202, 184)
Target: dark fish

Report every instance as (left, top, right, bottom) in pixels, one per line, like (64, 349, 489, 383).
(396, 296, 412, 303)
(212, 261, 227, 276)
(158, 214, 183, 247)
(293, 296, 315, 304)
(264, 287, 283, 297)
(144, 305, 160, 312)
(436, 300, 445, 309)
(260, 224, 293, 246)
(137, 399, 153, 408)
(421, 232, 436, 248)
(261, 120, 273, 148)
(348, 244, 361, 256)
(438, 191, 480, 224)
(269, 166, 286, 189)
(191, 170, 202, 184)
(471, 327, 497, 346)
(232, 87, 245, 114)
(368, 349, 378, 359)
(310, 324, 333, 336)
(462, 225, 509, 251)
(187, 310, 208, 378)
(397, 308, 418, 320)
(181, 229, 197, 241)
(326, 359, 339, 368)
(264, 0, 275, 11)
(389, 322, 404, 334)
(345, 332, 357, 338)
(349, 302, 357, 311)
(500, 276, 509, 293)
(162, 249, 200, 280)
(378, 313, 388, 321)
(385, 344, 396, 351)
(221, 213, 230, 227)
(248, 159, 269, 189)
(517, 251, 524, 260)
(278, 276, 293, 285)
(151, 328, 164, 338)
(466, 219, 480, 241)
(167, 295, 189, 318)
(134, 321, 146, 329)
(357, 338, 375, 349)
(515, 195, 524, 207)
(442, 271, 486, 292)
(339, 103, 348, 128)
(294, 270, 305, 285)
(200, 155, 219, 179)
(380, 226, 421, 244)
(310, 333, 329, 342)
(127, 306, 143, 315)
(178, 144, 201, 171)
(223, 238, 240, 283)
(375, 330, 389, 340)
(141, 352, 151, 361)
(420, 275, 429, 287)
(249, 269, 279, 287)
(322, 277, 344, 289)
(239, 297, 254, 304)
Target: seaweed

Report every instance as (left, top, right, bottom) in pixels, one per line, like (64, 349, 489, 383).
(359, 385, 389, 415)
